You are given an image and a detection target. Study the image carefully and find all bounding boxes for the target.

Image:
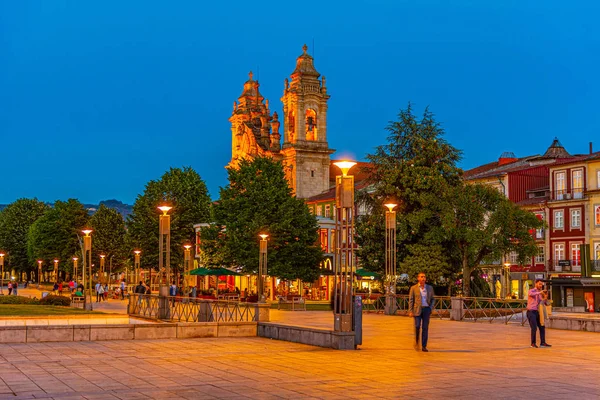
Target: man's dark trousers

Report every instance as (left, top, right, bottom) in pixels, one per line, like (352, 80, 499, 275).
(526, 309, 545, 344)
(415, 306, 432, 347)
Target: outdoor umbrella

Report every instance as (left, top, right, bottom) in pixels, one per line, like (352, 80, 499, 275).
(354, 269, 381, 279)
(190, 267, 241, 276)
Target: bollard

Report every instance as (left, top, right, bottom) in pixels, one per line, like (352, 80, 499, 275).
(450, 297, 464, 321)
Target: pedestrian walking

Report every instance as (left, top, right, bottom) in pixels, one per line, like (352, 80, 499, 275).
(103, 284, 109, 301)
(527, 279, 552, 348)
(96, 282, 104, 302)
(7, 282, 12, 295)
(120, 280, 126, 300)
(12, 282, 18, 296)
(58, 282, 63, 296)
(408, 272, 435, 352)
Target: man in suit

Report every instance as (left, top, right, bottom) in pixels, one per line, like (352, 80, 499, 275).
(408, 272, 435, 352)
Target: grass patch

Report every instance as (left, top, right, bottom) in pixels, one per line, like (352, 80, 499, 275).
(0, 305, 105, 316)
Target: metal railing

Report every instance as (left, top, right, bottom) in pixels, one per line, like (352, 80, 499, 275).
(460, 297, 527, 325)
(362, 295, 525, 325)
(128, 294, 256, 323)
(549, 260, 581, 272)
(552, 188, 585, 201)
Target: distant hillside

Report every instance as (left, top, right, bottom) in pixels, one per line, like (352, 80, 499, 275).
(0, 199, 133, 219)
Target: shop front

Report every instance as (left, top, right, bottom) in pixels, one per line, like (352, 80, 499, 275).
(548, 278, 600, 312)
(509, 271, 547, 299)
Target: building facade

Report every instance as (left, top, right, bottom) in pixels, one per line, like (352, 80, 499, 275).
(228, 45, 334, 199)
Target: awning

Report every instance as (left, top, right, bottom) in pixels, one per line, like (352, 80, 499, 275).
(354, 269, 381, 279)
(189, 267, 241, 276)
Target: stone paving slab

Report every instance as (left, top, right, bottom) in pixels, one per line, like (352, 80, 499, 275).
(0, 313, 600, 399)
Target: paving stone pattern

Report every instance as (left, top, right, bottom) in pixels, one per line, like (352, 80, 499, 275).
(1, 312, 600, 399)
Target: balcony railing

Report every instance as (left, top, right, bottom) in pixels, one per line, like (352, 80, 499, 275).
(549, 260, 581, 272)
(552, 188, 585, 201)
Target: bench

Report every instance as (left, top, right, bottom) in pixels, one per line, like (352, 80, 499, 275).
(278, 295, 306, 311)
(71, 296, 85, 308)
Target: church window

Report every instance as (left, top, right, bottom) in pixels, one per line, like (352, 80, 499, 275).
(288, 111, 295, 133)
(311, 170, 315, 178)
(305, 109, 317, 141)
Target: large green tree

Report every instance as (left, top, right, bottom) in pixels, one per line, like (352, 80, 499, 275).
(90, 204, 128, 273)
(27, 199, 89, 279)
(127, 167, 211, 274)
(355, 104, 463, 282)
(442, 183, 544, 296)
(0, 198, 48, 278)
(202, 156, 323, 282)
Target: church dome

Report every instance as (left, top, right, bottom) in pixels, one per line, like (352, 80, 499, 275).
(292, 44, 320, 78)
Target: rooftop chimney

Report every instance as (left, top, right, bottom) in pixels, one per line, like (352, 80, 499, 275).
(498, 151, 518, 166)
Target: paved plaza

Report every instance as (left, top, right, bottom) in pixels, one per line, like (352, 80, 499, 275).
(0, 311, 599, 400)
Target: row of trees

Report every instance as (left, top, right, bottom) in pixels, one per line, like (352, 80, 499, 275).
(355, 105, 544, 296)
(0, 167, 212, 282)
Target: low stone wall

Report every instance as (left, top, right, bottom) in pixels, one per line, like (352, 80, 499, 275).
(547, 317, 600, 332)
(0, 321, 257, 343)
(0, 315, 153, 326)
(258, 322, 355, 350)
(552, 306, 586, 313)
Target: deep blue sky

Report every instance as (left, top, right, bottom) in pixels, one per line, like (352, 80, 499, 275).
(1, 1, 599, 204)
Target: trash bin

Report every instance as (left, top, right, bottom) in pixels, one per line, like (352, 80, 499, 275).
(353, 295, 363, 348)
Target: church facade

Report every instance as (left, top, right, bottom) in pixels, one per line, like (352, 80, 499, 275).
(228, 45, 334, 199)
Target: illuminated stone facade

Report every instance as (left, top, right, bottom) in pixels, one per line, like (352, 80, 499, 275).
(229, 45, 334, 199)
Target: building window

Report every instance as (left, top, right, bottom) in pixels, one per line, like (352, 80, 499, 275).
(509, 251, 518, 264)
(595, 242, 600, 260)
(316, 205, 322, 216)
(597, 170, 600, 189)
(554, 243, 565, 265)
(572, 169, 584, 199)
(572, 243, 581, 266)
(595, 204, 600, 226)
(319, 229, 328, 252)
(311, 170, 315, 178)
(554, 210, 564, 229)
(571, 209, 581, 228)
(535, 213, 544, 239)
(535, 246, 545, 264)
(308, 206, 314, 215)
(324, 205, 331, 218)
(555, 171, 566, 199)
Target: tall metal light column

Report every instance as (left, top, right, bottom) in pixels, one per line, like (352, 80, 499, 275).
(258, 234, 268, 303)
(72, 257, 78, 284)
(82, 229, 93, 310)
(37, 260, 42, 287)
(158, 206, 172, 319)
(134, 250, 141, 283)
(503, 262, 511, 299)
(183, 245, 191, 292)
(333, 161, 356, 332)
(100, 254, 105, 280)
(384, 203, 398, 315)
(53, 259, 59, 283)
(0, 252, 5, 295)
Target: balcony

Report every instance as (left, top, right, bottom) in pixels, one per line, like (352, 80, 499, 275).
(552, 188, 586, 201)
(549, 260, 581, 273)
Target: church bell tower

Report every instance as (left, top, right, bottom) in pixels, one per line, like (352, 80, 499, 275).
(281, 44, 334, 199)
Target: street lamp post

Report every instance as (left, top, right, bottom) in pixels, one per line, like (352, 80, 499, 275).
(333, 161, 357, 333)
(0, 252, 5, 295)
(384, 203, 398, 315)
(37, 260, 42, 288)
(183, 245, 191, 293)
(82, 229, 93, 310)
(134, 250, 141, 283)
(258, 234, 268, 303)
(503, 262, 511, 299)
(53, 259, 59, 283)
(100, 254, 105, 278)
(73, 257, 78, 284)
(158, 205, 172, 319)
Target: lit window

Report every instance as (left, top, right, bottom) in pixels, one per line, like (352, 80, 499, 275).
(595, 242, 600, 260)
(572, 244, 581, 266)
(535, 214, 544, 239)
(324, 205, 331, 218)
(554, 210, 564, 229)
(571, 209, 581, 228)
(555, 171, 566, 199)
(595, 204, 600, 226)
(572, 170, 583, 199)
(509, 251, 518, 264)
(316, 205, 322, 216)
(554, 244, 565, 265)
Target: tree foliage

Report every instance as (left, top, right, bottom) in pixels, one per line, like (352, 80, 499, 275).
(90, 204, 128, 272)
(27, 199, 89, 277)
(442, 183, 544, 296)
(127, 167, 211, 273)
(356, 104, 463, 282)
(0, 198, 48, 274)
(202, 156, 323, 282)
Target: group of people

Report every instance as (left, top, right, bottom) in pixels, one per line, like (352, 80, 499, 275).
(408, 272, 551, 352)
(5, 281, 20, 295)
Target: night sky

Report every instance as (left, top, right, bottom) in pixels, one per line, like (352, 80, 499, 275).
(1, 1, 599, 204)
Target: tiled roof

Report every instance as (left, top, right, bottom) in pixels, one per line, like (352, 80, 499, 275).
(515, 197, 549, 207)
(547, 152, 600, 169)
(463, 155, 540, 180)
